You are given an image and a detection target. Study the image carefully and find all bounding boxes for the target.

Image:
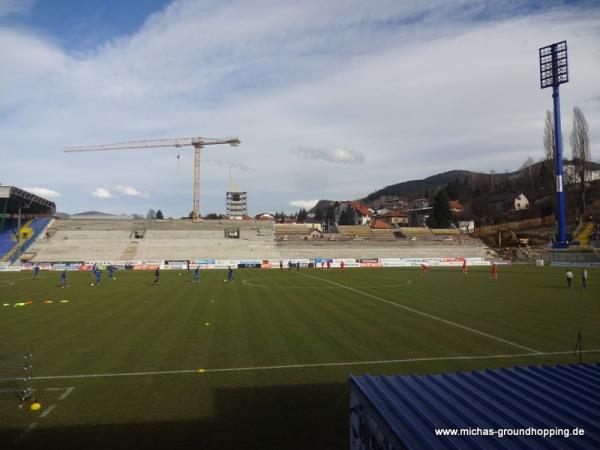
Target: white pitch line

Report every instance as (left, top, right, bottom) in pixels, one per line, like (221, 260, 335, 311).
(32, 349, 600, 380)
(296, 271, 541, 354)
(13, 422, 38, 443)
(59, 386, 75, 400)
(39, 404, 56, 419)
(35, 368, 197, 380)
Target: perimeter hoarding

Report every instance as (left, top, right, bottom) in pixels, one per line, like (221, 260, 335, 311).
(163, 261, 189, 270)
(0, 262, 21, 272)
(7, 256, 493, 271)
(238, 260, 262, 269)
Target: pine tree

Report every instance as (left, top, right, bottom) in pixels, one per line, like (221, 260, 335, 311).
(427, 190, 451, 228)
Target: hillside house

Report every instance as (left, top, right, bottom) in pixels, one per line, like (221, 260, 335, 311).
(377, 210, 408, 226)
(490, 193, 529, 212)
(374, 195, 407, 211)
(335, 202, 372, 226)
(411, 198, 429, 209)
(513, 193, 529, 210)
(449, 200, 464, 213)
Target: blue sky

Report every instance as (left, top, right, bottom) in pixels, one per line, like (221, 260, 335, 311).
(1, 0, 599, 217)
(1, 0, 171, 51)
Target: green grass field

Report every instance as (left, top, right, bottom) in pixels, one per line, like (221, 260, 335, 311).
(1, 266, 599, 449)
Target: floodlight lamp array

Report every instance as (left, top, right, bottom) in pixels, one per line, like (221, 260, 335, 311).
(539, 41, 568, 89)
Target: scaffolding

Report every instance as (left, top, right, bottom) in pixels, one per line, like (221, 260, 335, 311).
(226, 191, 247, 219)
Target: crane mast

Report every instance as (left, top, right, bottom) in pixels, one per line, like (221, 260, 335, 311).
(65, 136, 241, 220)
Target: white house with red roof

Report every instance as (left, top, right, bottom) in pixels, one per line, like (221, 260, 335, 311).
(335, 201, 372, 226)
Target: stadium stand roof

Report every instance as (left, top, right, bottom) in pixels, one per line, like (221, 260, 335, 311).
(0, 186, 56, 216)
(350, 363, 600, 449)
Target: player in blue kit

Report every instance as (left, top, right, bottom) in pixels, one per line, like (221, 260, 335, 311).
(194, 266, 201, 283)
(60, 269, 68, 288)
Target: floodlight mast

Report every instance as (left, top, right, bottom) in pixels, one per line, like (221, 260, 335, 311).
(65, 136, 241, 220)
(539, 41, 569, 248)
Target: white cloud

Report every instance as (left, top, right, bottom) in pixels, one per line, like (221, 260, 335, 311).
(0, 1, 599, 216)
(292, 147, 365, 164)
(23, 187, 62, 198)
(290, 199, 319, 210)
(90, 188, 115, 199)
(115, 185, 149, 198)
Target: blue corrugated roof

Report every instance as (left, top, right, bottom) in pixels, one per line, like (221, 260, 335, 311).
(350, 363, 600, 450)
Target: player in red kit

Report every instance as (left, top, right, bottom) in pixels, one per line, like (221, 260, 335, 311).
(490, 262, 498, 279)
(326, 260, 331, 270)
(462, 259, 467, 274)
(340, 260, 345, 272)
(421, 262, 429, 274)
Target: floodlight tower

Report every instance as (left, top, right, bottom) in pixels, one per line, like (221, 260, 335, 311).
(539, 41, 569, 248)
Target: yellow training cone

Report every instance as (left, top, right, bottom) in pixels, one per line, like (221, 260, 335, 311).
(30, 402, 42, 411)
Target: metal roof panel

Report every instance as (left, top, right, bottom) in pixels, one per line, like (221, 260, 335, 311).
(350, 363, 600, 449)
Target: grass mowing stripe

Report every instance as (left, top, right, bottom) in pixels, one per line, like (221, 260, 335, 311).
(296, 271, 542, 354)
(32, 349, 600, 380)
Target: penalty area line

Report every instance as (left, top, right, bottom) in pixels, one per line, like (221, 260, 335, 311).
(296, 271, 541, 354)
(32, 349, 600, 380)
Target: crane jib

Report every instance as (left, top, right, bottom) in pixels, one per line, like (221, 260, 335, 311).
(63, 135, 241, 220)
(64, 136, 240, 152)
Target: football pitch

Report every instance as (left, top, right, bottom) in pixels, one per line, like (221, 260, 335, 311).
(1, 266, 599, 449)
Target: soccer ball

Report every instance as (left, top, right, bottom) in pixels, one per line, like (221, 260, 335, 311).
(179, 273, 182, 276)
(91, 283, 94, 287)
(224, 279, 227, 282)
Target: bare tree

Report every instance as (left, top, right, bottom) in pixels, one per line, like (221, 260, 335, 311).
(570, 107, 591, 213)
(519, 156, 535, 171)
(543, 110, 555, 161)
(520, 157, 535, 190)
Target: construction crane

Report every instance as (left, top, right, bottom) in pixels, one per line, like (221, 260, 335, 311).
(64, 136, 241, 220)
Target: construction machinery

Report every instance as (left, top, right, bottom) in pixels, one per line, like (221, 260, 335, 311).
(65, 136, 241, 220)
